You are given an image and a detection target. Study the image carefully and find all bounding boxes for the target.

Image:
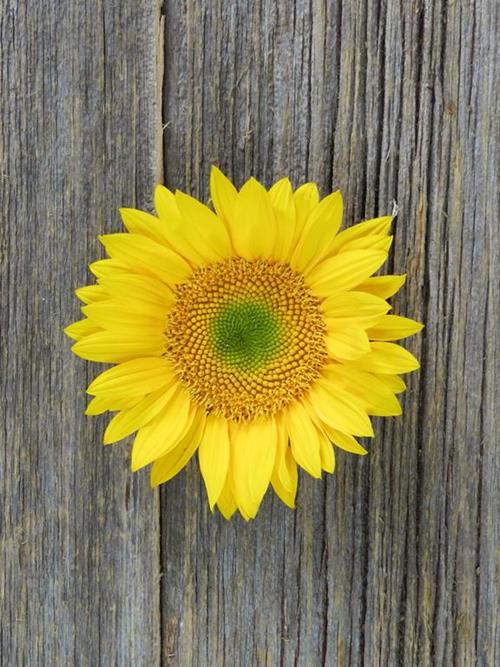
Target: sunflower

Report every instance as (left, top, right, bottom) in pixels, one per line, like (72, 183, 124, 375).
(66, 168, 422, 520)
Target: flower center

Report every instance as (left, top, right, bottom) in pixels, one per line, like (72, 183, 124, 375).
(211, 298, 283, 372)
(165, 258, 327, 421)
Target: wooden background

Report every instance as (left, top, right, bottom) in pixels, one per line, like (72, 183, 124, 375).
(1, 1, 498, 665)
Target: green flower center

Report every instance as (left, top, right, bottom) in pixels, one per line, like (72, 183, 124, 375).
(211, 299, 283, 371)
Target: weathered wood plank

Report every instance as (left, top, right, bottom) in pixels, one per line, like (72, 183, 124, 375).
(0, 1, 163, 665)
(161, 1, 498, 665)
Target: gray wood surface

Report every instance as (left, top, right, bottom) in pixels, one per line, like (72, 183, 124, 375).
(161, 2, 498, 666)
(1, 1, 163, 666)
(1, 1, 498, 666)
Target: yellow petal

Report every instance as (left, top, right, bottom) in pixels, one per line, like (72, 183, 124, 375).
(375, 373, 406, 394)
(364, 389, 402, 417)
(131, 385, 195, 471)
(64, 318, 102, 341)
(72, 331, 165, 363)
(103, 387, 173, 444)
(269, 177, 296, 224)
(323, 291, 391, 328)
(198, 415, 231, 510)
(119, 208, 171, 246)
(99, 274, 174, 308)
(230, 418, 277, 519)
(216, 474, 238, 520)
(317, 428, 336, 473)
(154, 184, 181, 222)
(269, 178, 297, 262)
(308, 379, 374, 437)
(367, 315, 424, 341)
(85, 395, 140, 416)
(230, 178, 277, 259)
(84, 298, 166, 318)
(293, 182, 319, 231)
(306, 250, 387, 297)
(357, 274, 406, 299)
(323, 365, 402, 417)
(89, 259, 130, 278)
(144, 187, 208, 265)
(81, 301, 166, 334)
(326, 328, 370, 361)
(238, 508, 252, 522)
(290, 191, 343, 272)
(285, 401, 322, 478)
(274, 415, 297, 492)
(155, 221, 208, 266)
(323, 426, 368, 455)
(210, 166, 238, 230)
(271, 451, 298, 509)
(75, 285, 108, 304)
(87, 357, 174, 398)
(85, 396, 111, 416)
(175, 190, 232, 262)
(337, 234, 393, 253)
(150, 412, 206, 486)
(349, 342, 420, 374)
(99, 233, 191, 284)
(330, 216, 393, 253)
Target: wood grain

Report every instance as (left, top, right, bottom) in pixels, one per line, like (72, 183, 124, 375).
(0, 1, 163, 665)
(161, 1, 498, 665)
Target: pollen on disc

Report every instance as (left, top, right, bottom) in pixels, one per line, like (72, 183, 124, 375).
(165, 258, 328, 421)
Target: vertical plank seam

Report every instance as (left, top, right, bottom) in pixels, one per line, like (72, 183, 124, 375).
(474, 278, 488, 662)
(320, 480, 329, 666)
(412, 0, 442, 660)
(157, 3, 166, 666)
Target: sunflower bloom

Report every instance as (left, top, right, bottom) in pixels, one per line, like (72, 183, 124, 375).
(66, 168, 423, 520)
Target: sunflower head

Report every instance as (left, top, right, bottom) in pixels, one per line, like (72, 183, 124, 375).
(66, 167, 423, 520)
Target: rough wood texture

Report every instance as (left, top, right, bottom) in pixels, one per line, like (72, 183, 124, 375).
(2, 1, 498, 666)
(1, 1, 163, 665)
(161, 2, 498, 666)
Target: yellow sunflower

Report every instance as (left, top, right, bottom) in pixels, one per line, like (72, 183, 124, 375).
(66, 168, 423, 520)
